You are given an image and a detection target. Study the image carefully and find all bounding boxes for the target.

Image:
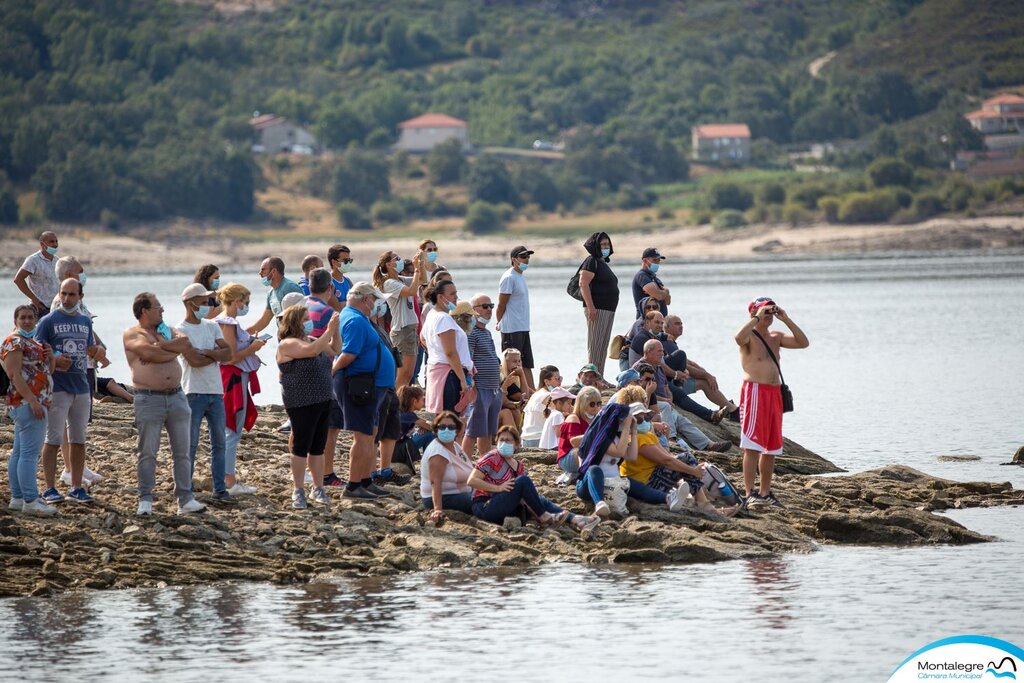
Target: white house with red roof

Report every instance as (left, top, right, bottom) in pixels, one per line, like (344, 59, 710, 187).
(691, 123, 751, 163)
(395, 113, 469, 152)
(249, 113, 317, 154)
(964, 94, 1024, 135)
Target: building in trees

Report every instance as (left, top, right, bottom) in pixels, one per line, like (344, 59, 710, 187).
(964, 94, 1024, 136)
(250, 113, 318, 154)
(691, 123, 751, 163)
(395, 113, 469, 153)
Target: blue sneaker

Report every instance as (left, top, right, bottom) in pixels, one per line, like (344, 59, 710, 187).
(66, 487, 94, 504)
(41, 487, 65, 504)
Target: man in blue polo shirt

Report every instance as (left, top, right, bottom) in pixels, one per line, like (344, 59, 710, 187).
(333, 282, 396, 500)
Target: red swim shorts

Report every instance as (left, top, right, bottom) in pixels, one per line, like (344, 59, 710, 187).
(739, 381, 783, 455)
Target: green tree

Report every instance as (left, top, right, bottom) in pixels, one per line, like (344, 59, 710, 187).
(467, 155, 519, 206)
(315, 106, 367, 149)
(512, 163, 559, 211)
(465, 200, 503, 233)
(868, 157, 914, 188)
(331, 151, 390, 207)
(337, 200, 372, 229)
(706, 182, 753, 211)
(427, 138, 468, 185)
(0, 171, 18, 224)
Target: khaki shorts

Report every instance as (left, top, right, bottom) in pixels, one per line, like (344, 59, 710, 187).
(390, 324, 419, 358)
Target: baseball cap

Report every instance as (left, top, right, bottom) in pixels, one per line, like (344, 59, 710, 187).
(615, 368, 640, 389)
(748, 297, 777, 315)
(548, 387, 575, 401)
(281, 292, 307, 310)
(350, 282, 385, 300)
(628, 401, 651, 417)
(451, 301, 474, 317)
(510, 245, 534, 259)
(578, 363, 600, 375)
(642, 247, 665, 260)
(181, 283, 215, 301)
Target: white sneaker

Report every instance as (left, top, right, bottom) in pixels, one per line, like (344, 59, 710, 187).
(83, 466, 103, 484)
(23, 498, 57, 516)
(177, 499, 207, 514)
(137, 500, 153, 516)
(667, 480, 693, 512)
(309, 487, 330, 505)
(8, 498, 24, 511)
(227, 482, 257, 496)
(594, 500, 610, 517)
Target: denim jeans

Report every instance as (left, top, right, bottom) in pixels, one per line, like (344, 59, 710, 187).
(421, 492, 474, 514)
(626, 477, 670, 505)
(224, 371, 250, 477)
(187, 393, 227, 494)
(576, 467, 606, 503)
(410, 431, 434, 451)
(412, 345, 425, 385)
(8, 403, 47, 502)
(670, 384, 714, 422)
(658, 401, 710, 450)
(471, 476, 561, 523)
(135, 390, 194, 505)
(558, 449, 579, 473)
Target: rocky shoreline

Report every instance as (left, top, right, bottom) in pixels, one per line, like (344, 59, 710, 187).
(1, 403, 1021, 598)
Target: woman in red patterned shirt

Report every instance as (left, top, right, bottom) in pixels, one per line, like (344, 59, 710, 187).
(2, 305, 57, 515)
(467, 426, 600, 534)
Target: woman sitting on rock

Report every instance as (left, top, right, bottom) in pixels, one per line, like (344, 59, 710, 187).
(498, 347, 530, 429)
(420, 411, 475, 522)
(468, 426, 600, 533)
(556, 386, 602, 484)
(520, 365, 561, 447)
(276, 304, 341, 510)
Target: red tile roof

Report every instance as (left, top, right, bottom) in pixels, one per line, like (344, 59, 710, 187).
(398, 113, 467, 129)
(984, 94, 1024, 107)
(965, 109, 1024, 119)
(250, 114, 288, 130)
(692, 123, 751, 139)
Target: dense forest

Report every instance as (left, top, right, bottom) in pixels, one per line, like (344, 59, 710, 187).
(1, 0, 1022, 227)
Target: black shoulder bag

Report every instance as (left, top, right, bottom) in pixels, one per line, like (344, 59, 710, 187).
(346, 338, 381, 406)
(752, 330, 794, 413)
(567, 261, 585, 302)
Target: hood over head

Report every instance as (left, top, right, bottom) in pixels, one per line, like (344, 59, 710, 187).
(584, 231, 614, 262)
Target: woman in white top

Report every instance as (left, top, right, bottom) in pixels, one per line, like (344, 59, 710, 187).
(520, 365, 562, 447)
(538, 386, 575, 449)
(421, 281, 474, 414)
(420, 411, 475, 522)
(373, 250, 425, 387)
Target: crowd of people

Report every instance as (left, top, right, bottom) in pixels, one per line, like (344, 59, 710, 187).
(3, 229, 808, 528)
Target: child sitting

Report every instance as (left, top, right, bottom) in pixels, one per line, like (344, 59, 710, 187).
(539, 387, 575, 450)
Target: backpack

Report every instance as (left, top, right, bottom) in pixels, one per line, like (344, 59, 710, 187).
(701, 463, 744, 507)
(0, 363, 9, 401)
(392, 437, 421, 472)
(566, 263, 584, 302)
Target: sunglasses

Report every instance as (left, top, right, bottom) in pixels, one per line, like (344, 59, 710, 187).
(476, 303, 495, 310)
(340, 258, 353, 264)
(437, 424, 458, 430)
(587, 401, 600, 407)
(424, 247, 438, 252)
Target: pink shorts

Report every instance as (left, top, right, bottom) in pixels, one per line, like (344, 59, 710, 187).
(739, 381, 783, 455)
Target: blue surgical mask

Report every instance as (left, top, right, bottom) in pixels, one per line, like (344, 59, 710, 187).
(373, 299, 388, 317)
(60, 303, 79, 315)
(196, 305, 210, 317)
(16, 327, 36, 338)
(601, 248, 610, 258)
(79, 273, 88, 285)
(261, 276, 272, 287)
(477, 316, 489, 326)
(445, 301, 456, 312)
(636, 419, 651, 433)
(45, 246, 58, 256)
(211, 278, 220, 290)
(302, 320, 314, 335)
(157, 322, 172, 341)
(426, 251, 438, 264)
(339, 261, 353, 273)
(437, 427, 457, 443)
(238, 304, 249, 317)
(518, 263, 529, 272)
(649, 263, 660, 274)
(497, 442, 515, 457)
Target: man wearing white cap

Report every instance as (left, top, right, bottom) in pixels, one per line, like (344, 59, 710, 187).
(177, 283, 233, 503)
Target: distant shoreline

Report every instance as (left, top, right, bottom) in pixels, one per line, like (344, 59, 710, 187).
(2, 215, 1023, 276)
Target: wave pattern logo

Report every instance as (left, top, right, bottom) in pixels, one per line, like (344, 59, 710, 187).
(888, 636, 1023, 683)
(987, 656, 1018, 680)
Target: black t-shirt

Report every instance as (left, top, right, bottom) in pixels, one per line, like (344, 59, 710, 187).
(632, 268, 667, 317)
(581, 256, 619, 312)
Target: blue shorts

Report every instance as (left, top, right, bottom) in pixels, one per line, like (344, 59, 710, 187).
(467, 387, 501, 438)
(338, 375, 388, 436)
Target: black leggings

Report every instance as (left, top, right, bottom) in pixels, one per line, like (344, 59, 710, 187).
(286, 400, 331, 458)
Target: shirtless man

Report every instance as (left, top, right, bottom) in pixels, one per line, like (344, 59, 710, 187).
(734, 297, 809, 508)
(123, 292, 207, 516)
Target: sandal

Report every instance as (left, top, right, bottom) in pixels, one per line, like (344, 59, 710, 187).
(551, 510, 571, 527)
(710, 405, 729, 425)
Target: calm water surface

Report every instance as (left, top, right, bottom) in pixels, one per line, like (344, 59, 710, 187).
(1, 253, 1022, 680)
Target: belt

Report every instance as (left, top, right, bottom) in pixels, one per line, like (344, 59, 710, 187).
(134, 387, 182, 396)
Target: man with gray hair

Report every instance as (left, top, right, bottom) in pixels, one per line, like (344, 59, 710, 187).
(464, 292, 502, 457)
(14, 230, 60, 317)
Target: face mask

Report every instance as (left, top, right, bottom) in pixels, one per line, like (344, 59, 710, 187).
(211, 278, 220, 290)
(445, 301, 456, 312)
(261, 276, 272, 287)
(426, 251, 438, 264)
(518, 263, 529, 272)
(339, 262, 353, 274)
(497, 442, 515, 457)
(373, 299, 387, 317)
(157, 322, 172, 341)
(238, 304, 250, 317)
(437, 427, 457, 443)
(196, 305, 210, 318)
(476, 316, 489, 326)
(601, 248, 610, 258)
(60, 303, 79, 315)
(16, 327, 36, 338)
(586, 410, 599, 420)
(79, 273, 88, 285)
(545, 384, 555, 391)
(45, 246, 58, 256)
(636, 419, 651, 433)
(649, 263, 660, 274)
(302, 320, 314, 335)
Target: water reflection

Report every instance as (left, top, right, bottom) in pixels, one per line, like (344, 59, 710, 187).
(743, 558, 796, 631)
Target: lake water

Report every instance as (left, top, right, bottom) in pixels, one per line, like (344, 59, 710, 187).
(1, 253, 1023, 679)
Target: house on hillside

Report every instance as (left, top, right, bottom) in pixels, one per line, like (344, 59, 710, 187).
(964, 94, 1024, 135)
(250, 113, 318, 154)
(395, 113, 469, 152)
(691, 123, 751, 163)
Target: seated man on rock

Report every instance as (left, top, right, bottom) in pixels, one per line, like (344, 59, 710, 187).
(633, 339, 729, 426)
(664, 314, 739, 422)
(631, 362, 731, 454)
(568, 363, 614, 394)
(627, 309, 669, 367)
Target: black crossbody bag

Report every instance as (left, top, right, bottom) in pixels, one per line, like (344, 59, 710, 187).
(752, 330, 794, 413)
(346, 339, 381, 406)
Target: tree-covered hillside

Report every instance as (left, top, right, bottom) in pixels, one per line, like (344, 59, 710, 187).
(1, 0, 1022, 225)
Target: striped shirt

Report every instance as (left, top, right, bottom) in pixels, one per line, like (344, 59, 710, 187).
(307, 296, 334, 338)
(472, 450, 525, 501)
(467, 325, 501, 389)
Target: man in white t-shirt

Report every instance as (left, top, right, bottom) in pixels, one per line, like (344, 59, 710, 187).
(176, 283, 234, 502)
(13, 230, 60, 317)
(496, 244, 535, 391)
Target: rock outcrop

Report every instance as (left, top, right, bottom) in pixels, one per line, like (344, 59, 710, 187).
(1, 403, 1019, 598)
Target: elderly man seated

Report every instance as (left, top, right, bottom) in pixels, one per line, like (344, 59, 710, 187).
(628, 362, 731, 454)
(633, 338, 730, 427)
(568, 363, 614, 394)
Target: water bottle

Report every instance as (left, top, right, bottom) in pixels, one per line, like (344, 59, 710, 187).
(719, 483, 732, 497)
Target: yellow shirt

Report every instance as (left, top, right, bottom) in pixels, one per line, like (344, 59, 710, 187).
(620, 431, 660, 482)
